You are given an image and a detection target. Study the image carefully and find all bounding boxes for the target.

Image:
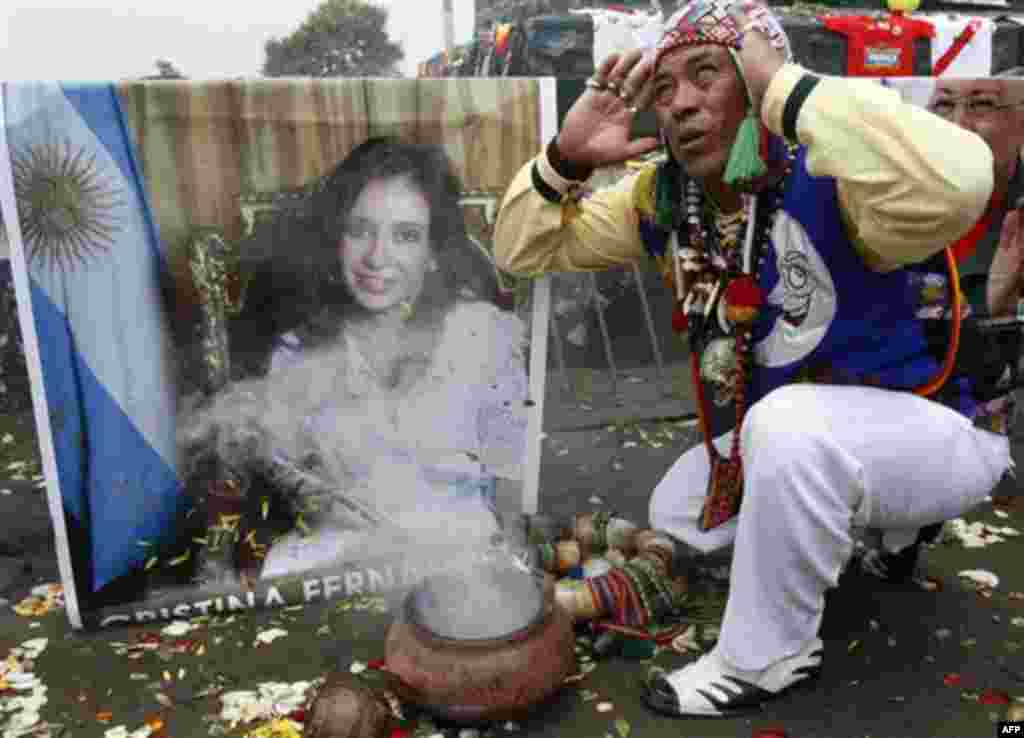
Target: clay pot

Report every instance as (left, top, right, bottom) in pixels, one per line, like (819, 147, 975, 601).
(302, 672, 396, 738)
(384, 565, 576, 724)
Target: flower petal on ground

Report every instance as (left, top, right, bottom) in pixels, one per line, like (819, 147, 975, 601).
(671, 625, 702, 654)
(254, 628, 288, 646)
(752, 728, 789, 738)
(979, 689, 1011, 706)
(943, 673, 963, 687)
(945, 520, 1020, 548)
(958, 570, 999, 590)
(161, 620, 198, 637)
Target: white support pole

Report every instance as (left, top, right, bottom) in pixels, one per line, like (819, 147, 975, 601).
(443, 0, 456, 59)
(0, 90, 83, 629)
(521, 77, 558, 516)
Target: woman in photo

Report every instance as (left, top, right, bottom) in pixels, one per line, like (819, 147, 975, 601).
(192, 137, 530, 581)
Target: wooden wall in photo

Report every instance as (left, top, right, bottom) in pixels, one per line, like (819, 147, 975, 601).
(118, 78, 540, 251)
(361, 79, 421, 145)
(117, 78, 371, 249)
(414, 79, 541, 194)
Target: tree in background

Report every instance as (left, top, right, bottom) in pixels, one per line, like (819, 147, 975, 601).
(262, 0, 404, 78)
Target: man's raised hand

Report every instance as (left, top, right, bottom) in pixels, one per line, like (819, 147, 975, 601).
(554, 49, 660, 171)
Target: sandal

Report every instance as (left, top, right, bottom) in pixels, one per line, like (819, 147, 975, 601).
(642, 638, 824, 717)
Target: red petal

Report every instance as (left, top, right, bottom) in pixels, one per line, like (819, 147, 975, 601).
(979, 688, 1011, 705)
(289, 709, 306, 722)
(367, 659, 387, 670)
(943, 673, 963, 687)
(671, 306, 688, 333)
(753, 727, 789, 738)
(390, 728, 411, 738)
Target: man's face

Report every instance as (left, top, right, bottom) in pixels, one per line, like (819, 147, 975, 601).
(651, 44, 748, 183)
(928, 79, 1024, 188)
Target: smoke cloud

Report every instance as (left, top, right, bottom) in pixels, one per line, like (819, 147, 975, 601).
(177, 324, 543, 637)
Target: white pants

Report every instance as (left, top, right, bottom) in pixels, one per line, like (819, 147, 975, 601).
(649, 384, 1011, 671)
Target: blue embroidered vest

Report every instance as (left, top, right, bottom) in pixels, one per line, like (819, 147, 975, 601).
(636, 147, 1005, 436)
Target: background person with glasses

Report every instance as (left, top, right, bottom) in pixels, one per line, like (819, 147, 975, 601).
(926, 72, 1024, 519)
(926, 73, 1024, 318)
(850, 74, 1024, 587)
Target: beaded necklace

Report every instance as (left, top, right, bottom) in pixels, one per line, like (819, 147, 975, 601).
(669, 159, 792, 531)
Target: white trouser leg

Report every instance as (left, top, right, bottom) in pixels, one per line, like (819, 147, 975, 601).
(649, 431, 738, 554)
(652, 384, 1011, 672)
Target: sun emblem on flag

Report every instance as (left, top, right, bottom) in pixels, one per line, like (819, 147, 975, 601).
(11, 136, 123, 271)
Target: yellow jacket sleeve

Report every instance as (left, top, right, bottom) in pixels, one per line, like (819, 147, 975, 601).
(492, 151, 648, 277)
(761, 64, 994, 270)
(495, 63, 994, 277)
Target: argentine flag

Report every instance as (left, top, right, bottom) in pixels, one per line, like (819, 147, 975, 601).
(0, 83, 181, 593)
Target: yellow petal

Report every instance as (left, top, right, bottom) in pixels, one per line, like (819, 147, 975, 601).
(631, 163, 658, 217)
(168, 550, 191, 566)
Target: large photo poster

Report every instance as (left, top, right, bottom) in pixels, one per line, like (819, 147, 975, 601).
(0, 77, 552, 629)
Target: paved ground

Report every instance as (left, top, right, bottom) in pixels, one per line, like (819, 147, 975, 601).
(0, 369, 1021, 737)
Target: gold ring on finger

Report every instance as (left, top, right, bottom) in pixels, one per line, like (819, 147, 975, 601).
(606, 80, 620, 93)
(585, 77, 606, 91)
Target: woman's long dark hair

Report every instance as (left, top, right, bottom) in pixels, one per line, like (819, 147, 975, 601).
(230, 137, 500, 376)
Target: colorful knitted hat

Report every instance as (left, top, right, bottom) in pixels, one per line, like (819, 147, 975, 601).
(653, 0, 793, 188)
(655, 0, 792, 68)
